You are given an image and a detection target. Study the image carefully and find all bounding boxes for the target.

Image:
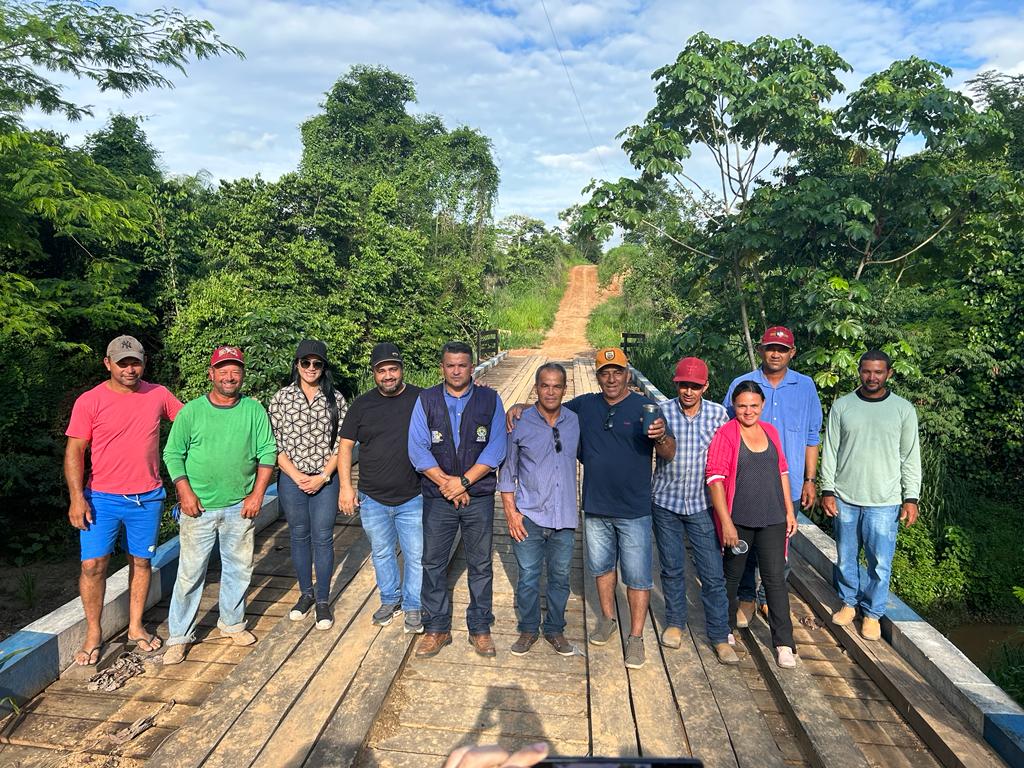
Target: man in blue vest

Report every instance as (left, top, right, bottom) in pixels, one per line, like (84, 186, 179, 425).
(408, 341, 507, 658)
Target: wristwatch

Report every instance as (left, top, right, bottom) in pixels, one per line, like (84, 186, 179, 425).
(460, 475, 471, 490)
(321, 472, 331, 483)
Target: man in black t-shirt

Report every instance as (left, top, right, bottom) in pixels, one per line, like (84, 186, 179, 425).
(338, 343, 424, 633)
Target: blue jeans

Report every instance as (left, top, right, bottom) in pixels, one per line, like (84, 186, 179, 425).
(833, 499, 900, 619)
(512, 516, 575, 635)
(359, 493, 423, 610)
(279, 473, 339, 603)
(652, 503, 730, 644)
(421, 494, 494, 634)
(584, 514, 653, 590)
(167, 502, 254, 646)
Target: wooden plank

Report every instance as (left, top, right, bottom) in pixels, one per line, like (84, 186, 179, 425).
(788, 554, 1005, 768)
(304, 620, 414, 768)
(192, 560, 380, 768)
(146, 535, 373, 768)
(582, 520, 638, 757)
(404, 660, 584, 694)
(0, 743, 71, 767)
(373, 725, 588, 759)
(627, 592, 690, 757)
(403, 680, 588, 717)
(743, 613, 871, 768)
(248, 600, 409, 768)
(648, 568, 738, 768)
(20, 691, 197, 729)
(0, 711, 173, 756)
(683, 571, 787, 768)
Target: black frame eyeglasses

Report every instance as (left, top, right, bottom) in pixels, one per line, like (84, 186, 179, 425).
(299, 358, 325, 370)
(552, 426, 562, 453)
(603, 407, 617, 431)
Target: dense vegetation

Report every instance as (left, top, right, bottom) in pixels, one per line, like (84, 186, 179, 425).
(0, 2, 574, 561)
(575, 35, 1024, 632)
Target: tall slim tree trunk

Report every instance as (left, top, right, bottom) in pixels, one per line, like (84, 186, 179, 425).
(732, 255, 757, 368)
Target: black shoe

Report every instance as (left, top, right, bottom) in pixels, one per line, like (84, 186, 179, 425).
(315, 602, 333, 631)
(289, 594, 315, 621)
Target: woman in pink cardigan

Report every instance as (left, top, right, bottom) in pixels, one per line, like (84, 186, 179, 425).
(706, 381, 798, 668)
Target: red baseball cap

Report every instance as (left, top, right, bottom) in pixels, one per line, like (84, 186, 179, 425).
(672, 357, 709, 385)
(210, 345, 245, 367)
(759, 326, 795, 349)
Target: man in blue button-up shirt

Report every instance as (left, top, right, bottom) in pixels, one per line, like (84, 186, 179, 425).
(723, 326, 823, 626)
(499, 363, 580, 658)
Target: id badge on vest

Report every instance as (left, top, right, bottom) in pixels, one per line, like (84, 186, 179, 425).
(475, 425, 488, 443)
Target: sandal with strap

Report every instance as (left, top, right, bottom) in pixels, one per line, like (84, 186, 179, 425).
(74, 644, 102, 666)
(128, 633, 163, 653)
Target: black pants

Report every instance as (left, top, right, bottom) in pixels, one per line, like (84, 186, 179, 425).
(723, 521, 793, 649)
(421, 494, 494, 634)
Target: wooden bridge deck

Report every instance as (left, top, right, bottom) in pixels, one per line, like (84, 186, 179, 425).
(0, 354, 1006, 768)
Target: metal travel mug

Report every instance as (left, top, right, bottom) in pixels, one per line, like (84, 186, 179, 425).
(731, 540, 749, 555)
(642, 403, 661, 433)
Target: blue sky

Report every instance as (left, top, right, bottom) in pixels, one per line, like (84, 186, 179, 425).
(26, 0, 1024, 225)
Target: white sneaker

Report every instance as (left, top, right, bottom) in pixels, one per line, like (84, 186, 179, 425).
(776, 646, 796, 669)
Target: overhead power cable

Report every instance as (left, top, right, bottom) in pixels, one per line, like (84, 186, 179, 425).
(539, 0, 609, 176)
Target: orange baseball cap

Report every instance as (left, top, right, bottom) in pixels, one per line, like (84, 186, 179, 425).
(595, 347, 629, 370)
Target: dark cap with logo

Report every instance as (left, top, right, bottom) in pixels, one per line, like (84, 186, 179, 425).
(106, 335, 145, 363)
(295, 339, 328, 362)
(370, 342, 403, 368)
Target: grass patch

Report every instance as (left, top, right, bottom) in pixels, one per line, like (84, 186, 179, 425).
(586, 295, 661, 350)
(488, 265, 571, 349)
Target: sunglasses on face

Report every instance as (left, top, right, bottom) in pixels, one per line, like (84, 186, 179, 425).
(299, 358, 325, 370)
(603, 407, 618, 431)
(677, 382, 703, 391)
(552, 426, 562, 453)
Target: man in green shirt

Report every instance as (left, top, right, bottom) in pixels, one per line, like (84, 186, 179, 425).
(162, 346, 278, 664)
(820, 349, 921, 642)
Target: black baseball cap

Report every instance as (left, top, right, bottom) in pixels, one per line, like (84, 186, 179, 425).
(370, 342, 403, 368)
(295, 339, 328, 361)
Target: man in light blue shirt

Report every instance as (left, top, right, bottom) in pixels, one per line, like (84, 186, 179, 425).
(723, 326, 823, 626)
(499, 363, 580, 658)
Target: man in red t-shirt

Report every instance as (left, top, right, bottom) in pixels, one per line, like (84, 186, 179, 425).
(64, 335, 183, 665)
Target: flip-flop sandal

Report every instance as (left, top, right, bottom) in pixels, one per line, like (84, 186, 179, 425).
(128, 633, 163, 653)
(74, 645, 102, 666)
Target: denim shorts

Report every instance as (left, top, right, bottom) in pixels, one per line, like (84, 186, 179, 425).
(584, 514, 653, 590)
(80, 487, 165, 560)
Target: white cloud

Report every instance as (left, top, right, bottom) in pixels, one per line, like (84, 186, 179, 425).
(19, 0, 1024, 225)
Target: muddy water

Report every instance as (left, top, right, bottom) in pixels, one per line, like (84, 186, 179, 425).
(947, 623, 1024, 670)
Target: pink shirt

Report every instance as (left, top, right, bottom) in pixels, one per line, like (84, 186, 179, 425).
(66, 381, 183, 494)
(705, 419, 789, 544)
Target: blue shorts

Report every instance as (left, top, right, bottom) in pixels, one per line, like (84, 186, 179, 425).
(80, 487, 165, 561)
(584, 514, 653, 590)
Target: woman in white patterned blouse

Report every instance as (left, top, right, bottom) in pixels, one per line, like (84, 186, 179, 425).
(268, 339, 347, 630)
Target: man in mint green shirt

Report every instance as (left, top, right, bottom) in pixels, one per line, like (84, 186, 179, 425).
(820, 349, 921, 642)
(162, 346, 278, 664)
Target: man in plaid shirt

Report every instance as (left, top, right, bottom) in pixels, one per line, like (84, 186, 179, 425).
(651, 357, 738, 665)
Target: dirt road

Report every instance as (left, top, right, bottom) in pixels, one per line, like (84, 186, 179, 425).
(515, 264, 619, 359)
